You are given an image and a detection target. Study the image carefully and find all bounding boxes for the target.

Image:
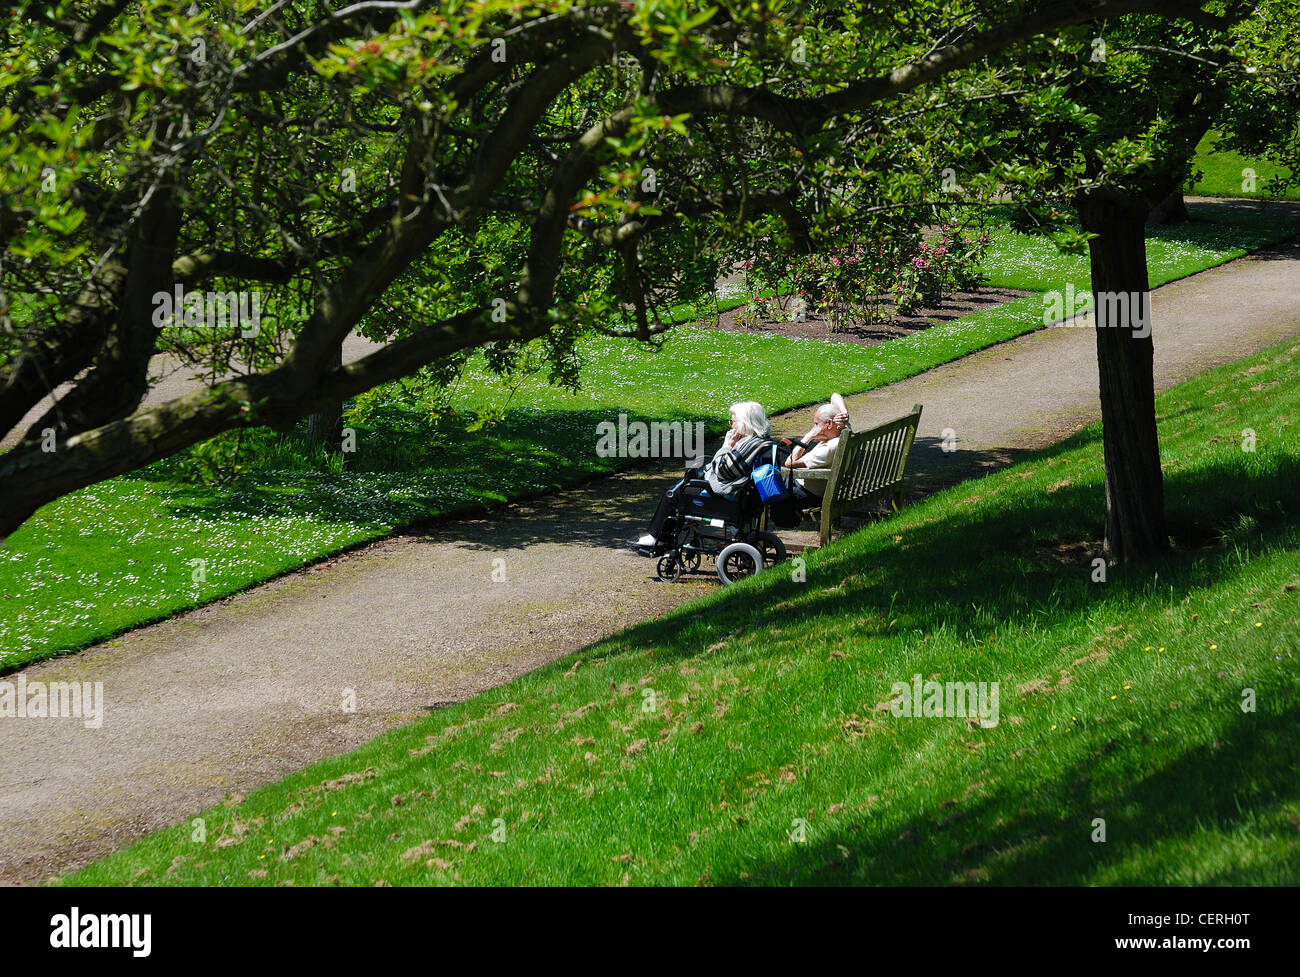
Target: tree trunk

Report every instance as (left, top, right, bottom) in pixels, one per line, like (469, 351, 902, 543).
(1077, 191, 1169, 564)
(1147, 187, 1191, 226)
(305, 401, 343, 447)
(304, 343, 344, 448)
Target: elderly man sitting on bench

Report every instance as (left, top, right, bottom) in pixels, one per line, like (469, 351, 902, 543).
(783, 393, 849, 509)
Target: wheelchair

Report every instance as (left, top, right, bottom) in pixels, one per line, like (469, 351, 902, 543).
(649, 442, 804, 586)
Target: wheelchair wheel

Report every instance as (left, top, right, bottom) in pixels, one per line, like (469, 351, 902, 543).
(753, 531, 787, 567)
(716, 542, 763, 585)
(678, 548, 701, 572)
(656, 554, 682, 582)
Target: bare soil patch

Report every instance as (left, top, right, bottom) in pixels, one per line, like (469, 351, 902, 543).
(698, 287, 1033, 346)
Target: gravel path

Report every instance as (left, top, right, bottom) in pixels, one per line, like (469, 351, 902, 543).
(2, 200, 1298, 884)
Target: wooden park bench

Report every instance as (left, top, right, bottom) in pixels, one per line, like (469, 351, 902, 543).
(784, 404, 923, 547)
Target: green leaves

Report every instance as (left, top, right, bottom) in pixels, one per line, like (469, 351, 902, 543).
(631, 1, 720, 60)
(6, 0, 1294, 533)
(1046, 226, 1096, 255)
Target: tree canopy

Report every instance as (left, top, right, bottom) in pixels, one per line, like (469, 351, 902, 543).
(0, 0, 1259, 542)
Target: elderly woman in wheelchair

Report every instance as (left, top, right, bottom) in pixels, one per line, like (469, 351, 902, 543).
(630, 397, 848, 585)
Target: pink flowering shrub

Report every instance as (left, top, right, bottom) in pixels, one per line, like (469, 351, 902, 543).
(737, 219, 992, 331)
(892, 227, 990, 316)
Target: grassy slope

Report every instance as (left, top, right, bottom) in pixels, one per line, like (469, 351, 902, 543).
(64, 334, 1300, 886)
(1189, 130, 1299, 201)
(4, 208, 1298, 671)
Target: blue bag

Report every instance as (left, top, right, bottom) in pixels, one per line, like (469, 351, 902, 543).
(751, 462, 786, 503)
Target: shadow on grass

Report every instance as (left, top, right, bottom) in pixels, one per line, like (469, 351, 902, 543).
(151, 408, 718, 532)
(732, 703, 1300, 885)
(1146, 209, 1300, 252)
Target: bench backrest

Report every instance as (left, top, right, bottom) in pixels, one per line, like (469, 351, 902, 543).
(825, 403, 923, 511)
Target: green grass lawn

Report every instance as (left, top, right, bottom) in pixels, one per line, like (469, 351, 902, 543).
(4, 206, 1298, 672)
(63, 333, 1300, 886)
(1189, 130, 1299, 201)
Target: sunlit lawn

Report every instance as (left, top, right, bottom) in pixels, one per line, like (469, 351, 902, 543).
(1189, 130, 1298, 201)
(62, 334, 1300, 886)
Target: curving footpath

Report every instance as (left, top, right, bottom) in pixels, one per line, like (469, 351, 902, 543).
(2, 202, 1299, 884)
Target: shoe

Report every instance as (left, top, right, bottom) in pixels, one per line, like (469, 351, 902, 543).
(630, 534, 659, 556)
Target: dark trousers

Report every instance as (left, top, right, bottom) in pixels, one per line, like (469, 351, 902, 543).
(789, 482, 822, 508)
(647, 479, 686, 541)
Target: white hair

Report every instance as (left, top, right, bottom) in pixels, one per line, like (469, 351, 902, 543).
(729, 401, 770, 438)
(814, 403, 838, 422)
